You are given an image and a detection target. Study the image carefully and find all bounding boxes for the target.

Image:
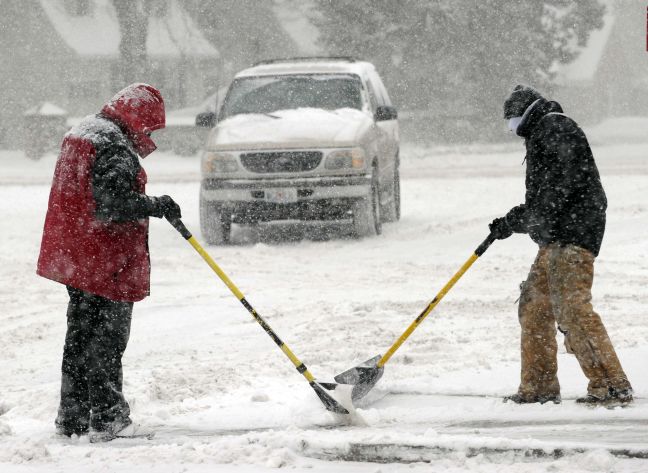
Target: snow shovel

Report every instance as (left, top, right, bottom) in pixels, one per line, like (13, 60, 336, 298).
(335, 233, 497, 402)
(167, 217, 352, 415)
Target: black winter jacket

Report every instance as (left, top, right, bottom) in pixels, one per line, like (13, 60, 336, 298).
(92, 115, 162, 222)
(505, 99, 607, 256)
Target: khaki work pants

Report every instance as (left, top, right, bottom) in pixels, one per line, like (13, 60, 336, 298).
(517, 244, 631, 399)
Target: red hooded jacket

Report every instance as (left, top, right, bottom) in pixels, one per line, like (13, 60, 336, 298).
(37, 84, 165, 302)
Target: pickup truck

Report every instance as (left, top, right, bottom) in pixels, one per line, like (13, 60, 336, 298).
(196, 57, 400, 244)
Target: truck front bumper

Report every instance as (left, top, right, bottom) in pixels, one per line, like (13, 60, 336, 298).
(201, 175, 371, 202)
(201, 175, 371, 223)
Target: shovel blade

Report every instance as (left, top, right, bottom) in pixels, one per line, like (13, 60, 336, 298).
(334, 355, 384, 402)
(310, 381, 350, 415)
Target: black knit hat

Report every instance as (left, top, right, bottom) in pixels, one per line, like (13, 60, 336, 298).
(503, 85, 543, 119)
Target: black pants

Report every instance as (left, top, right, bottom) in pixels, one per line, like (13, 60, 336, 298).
(55, 286, 133, 434)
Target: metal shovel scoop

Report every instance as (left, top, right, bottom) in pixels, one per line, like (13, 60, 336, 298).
(335, 234, 496, 402)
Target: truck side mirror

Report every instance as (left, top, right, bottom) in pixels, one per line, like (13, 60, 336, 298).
(195, 111, 217, 128)
(374, 105, 398, 122)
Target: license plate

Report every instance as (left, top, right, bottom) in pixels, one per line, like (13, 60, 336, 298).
(265, 188, 298, 204)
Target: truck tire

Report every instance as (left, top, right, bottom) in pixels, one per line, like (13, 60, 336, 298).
(382, 159, 401, 222)
(352, 168, 382, 238)
(200, 197, 231, 245)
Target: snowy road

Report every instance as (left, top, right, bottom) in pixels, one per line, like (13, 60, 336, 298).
(1, 141, 647, 472)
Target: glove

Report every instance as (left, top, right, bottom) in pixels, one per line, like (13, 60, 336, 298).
(489, 217, 514, 240)
(504, 205, 527, 233)
(154, 195, 182, 220)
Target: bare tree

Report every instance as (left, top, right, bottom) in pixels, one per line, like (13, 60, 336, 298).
(112, 0, 150, 85)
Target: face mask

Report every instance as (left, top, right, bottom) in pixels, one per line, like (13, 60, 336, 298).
(131, 132, 157, 158)
(507, 116, 523, 133)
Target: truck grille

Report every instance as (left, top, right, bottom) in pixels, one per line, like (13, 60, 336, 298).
(240, 151, 323, 173)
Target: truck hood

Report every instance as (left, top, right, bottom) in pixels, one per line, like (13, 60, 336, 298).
(208, 107, 372, 150)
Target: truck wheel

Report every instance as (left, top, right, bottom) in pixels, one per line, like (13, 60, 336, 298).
(382, 160, 401, 222)
(352, 168, 382, 238)
(200, 197, 231, 245)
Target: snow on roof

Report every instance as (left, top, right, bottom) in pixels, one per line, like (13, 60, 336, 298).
(39, 0, 218, 59)
(147, 0, 218, 58)
(273, 0, 321, 55)
(236, 60, 375, 78)
(554, 11, 615, 84)
(40, 0, 119, 56)
(24, 102, 68, 116)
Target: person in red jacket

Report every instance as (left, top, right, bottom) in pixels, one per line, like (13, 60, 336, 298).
(37, 83, 181, 442)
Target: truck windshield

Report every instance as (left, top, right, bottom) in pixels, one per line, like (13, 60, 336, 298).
(220, 74, 363, 119)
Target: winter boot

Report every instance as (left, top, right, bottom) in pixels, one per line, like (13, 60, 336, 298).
(55, 425, 88, 438)
(576, 388, 633, 407)
(575, 393, 605, 405)
(503, 393, 561, 405)
(610, 388, 634, 404)
(89, 418, 154, 443)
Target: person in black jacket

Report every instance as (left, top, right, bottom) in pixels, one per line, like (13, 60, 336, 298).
(489, 85, 633, 406)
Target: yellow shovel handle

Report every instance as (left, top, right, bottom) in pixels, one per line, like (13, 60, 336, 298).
(377, 234, 496, 368)
(168, 218, 316, 384)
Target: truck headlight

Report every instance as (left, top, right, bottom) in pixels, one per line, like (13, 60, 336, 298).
(325, 148, 366, 170)
(202, 152, 239, 173)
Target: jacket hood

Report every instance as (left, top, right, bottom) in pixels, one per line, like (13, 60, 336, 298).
(100, 83, 165, 157)
(516, 98, 563, 138)
(503, 84, 543, 119)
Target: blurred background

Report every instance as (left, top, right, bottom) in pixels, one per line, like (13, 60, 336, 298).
(0, 0, 645, 156)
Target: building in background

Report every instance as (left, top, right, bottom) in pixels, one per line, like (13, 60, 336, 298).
(181, 0, 315, 82)
(0, 0, 220, 148)
(3, 0, 644, 149)
(554, 0, 648, 124)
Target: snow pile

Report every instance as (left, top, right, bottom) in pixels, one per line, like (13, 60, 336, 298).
(326, 384, 368, 427)
(0, 420, 12, 437)
(0, 437, 51, 463)
(575, 449, 618, 471)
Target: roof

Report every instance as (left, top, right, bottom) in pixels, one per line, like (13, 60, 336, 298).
(235, 59, 376, 78)
(272, 0, 321, 55)
(39, 0, 218, 59)
(553, 7, 615, 84)
(24, 102, 67, 116)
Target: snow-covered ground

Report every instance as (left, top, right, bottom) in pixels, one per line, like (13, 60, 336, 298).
(1, 137, 647, 472)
